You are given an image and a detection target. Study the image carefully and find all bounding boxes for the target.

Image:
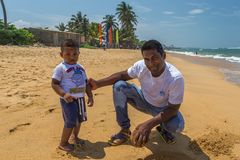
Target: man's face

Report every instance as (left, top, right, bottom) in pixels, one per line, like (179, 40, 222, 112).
(60, 47, 79, 64)
(142, 49, 166, 77)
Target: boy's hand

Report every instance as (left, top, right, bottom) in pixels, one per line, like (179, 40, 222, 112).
(88, 78, 98, 90)
(63, 93, 75, 103)
(87, 96, 94, 107)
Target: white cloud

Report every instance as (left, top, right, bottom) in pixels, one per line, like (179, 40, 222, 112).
(14, 9, 69, 24)
(130, 2, 152, 13)
(173, 16, 195, 21)
(13, 19, 41, 28)
(163, 11, 174, 15)
(189, 9, 204, 15)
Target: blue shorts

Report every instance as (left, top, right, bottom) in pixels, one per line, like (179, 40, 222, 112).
(60, 97, 87, 128)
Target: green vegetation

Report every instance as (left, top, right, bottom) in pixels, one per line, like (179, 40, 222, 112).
(0, 19, 35, 45)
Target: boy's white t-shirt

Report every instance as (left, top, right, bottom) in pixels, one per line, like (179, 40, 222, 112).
(52, 62, 87, 98)
(127, 60, 184, 108)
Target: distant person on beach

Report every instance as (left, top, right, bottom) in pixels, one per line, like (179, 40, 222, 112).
(195, 51, 198, 55)
(89, 40, 185, 147)
(51, 39, 94, 152)
(102, 39, 107, 51)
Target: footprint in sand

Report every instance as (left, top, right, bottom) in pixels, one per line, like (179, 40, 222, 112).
(189, 127, 240, 158)
(94, 93, 104, 96)
(48, 108, 55, 113)
(45, 108, 57, 115)
(9, 122, 31, 133)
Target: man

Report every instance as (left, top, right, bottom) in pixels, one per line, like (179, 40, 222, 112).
(89, 40, 185, 147)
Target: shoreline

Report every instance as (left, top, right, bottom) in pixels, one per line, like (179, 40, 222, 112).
(167, 52, 240, 87)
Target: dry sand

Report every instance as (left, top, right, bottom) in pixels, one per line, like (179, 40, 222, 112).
(0, 46, 240, 160)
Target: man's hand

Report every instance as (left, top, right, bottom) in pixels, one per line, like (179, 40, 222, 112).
(88, 78, 99, 90)
(63, 93, 75, 103)
(87, 96, 94, 107)
(131, 122, 152, 147)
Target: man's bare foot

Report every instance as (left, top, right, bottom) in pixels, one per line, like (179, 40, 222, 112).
(58, 143, 74, 152)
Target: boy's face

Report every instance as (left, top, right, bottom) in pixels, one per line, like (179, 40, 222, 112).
(60, 47, 80, 64)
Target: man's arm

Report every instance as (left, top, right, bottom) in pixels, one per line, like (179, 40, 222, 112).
(89, 70, 133, 90)
(146, 103, 180, 129)
(86, 84, 93, 98)
(86, 83, 94, 106)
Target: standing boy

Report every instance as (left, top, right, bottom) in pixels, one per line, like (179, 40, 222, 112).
(52, 39, 94, 152)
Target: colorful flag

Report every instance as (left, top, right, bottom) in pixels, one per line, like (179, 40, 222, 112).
(109, 26, 112, 46)
(98, 23, 102, 45)
(105, 26, 109, 45)
(116, 29, 119, 45)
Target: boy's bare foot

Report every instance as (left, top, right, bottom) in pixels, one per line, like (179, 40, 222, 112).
(58, 143, 74, 152)
(71, 137, 85, 146)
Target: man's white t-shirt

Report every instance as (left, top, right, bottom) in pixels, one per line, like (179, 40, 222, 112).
(127, 60, 184, 108)
(52, 62, 87, 98)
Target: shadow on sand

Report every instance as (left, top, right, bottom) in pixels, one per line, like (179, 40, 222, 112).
(66, 130, 210, 160)
(70, 139, 109, 159)
(142, 130, 210, 160)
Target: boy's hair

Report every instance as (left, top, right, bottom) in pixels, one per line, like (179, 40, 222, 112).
(61, 39, 79, 52)
(141, 40, 165, 56)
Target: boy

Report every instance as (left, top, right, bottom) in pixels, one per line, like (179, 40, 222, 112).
(51, 39, 94, 152)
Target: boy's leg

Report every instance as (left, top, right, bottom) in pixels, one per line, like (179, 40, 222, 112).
(70, 97, 87, 144)
(59, 127, 74, 151)
(59, 99, 79, 151)
(72, 123, 81, 139)
(71, 123, 85, 145)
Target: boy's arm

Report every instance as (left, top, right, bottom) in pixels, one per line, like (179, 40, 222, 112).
(86, 83, 94, 106)
(51, 78, 65, 97)
(51, 78, 74, 103)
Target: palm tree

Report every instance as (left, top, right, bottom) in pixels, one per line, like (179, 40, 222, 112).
(116, 1, 137, 30)
(55, 22, 66, 31)
(66, 21, 75, 32)
(69, 11, 83, 33)
(0, 0, 7, 29)
(88, 22, 100, 46)
(82, 14, 89, 41)
(116, 1, 138, 48)
(102, 14, 118, 31)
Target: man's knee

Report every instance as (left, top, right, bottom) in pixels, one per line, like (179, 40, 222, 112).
(113, 80, 129, 92)
(164, 112, 185, 133)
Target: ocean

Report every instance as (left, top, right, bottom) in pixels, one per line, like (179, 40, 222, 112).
(168, 48, 240, 86)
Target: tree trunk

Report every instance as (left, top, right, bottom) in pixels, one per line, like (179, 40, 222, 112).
(0, 0, 7, 29)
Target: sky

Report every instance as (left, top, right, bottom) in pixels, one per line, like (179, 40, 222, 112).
(1, 0, 240, 48)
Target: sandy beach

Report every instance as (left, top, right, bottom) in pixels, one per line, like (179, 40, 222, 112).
(0, 46, 240, 160)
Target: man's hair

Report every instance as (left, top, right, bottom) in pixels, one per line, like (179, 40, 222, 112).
(61, 39, 79, 52)
(141, 40, 165, 56)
